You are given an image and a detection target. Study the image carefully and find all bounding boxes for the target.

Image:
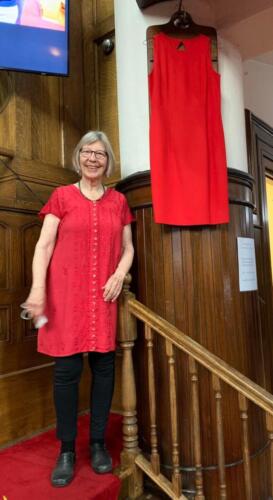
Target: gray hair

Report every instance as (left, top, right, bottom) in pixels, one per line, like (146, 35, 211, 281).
(72, 130, 115, 178)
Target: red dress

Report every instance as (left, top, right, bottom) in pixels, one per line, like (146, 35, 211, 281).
(37, 185, 134, 357)
(149, 33, 229, 225)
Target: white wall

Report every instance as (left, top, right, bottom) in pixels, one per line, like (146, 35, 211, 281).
(243, 59, 273, 128)
(218, 37, 248, 172)
(114, 0, 248, 177)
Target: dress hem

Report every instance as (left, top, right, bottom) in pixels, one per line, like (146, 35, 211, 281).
(38, 347, 116, 357)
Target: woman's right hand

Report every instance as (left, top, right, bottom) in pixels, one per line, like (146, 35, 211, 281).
(23, 287, 46, 322)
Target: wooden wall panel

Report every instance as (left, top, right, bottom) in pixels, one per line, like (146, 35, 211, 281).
(83, 0, 121, 183)
(62, 0, 85, 168)
(0, 0, 85, 167)
(0, 363, 91, 448)
(31, 76, 62, 165)
(95, 35, 120, 161)
(0, 223, 10, 289)
(0, 211, 46, 374)
(0, 306, 11, 342)
(22, 224, 41, 288)
(0, 77, 16, 152)
(93, 0, 114, 24)
(15, 73, 33, 159)
(0, 0, 123, 448)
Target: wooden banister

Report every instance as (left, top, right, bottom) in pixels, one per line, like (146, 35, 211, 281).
(266, 413, 273, 497)
(128, 298, 273, 415)
(118, 281, 273, 499)
(212, 374, 227, 499)
(239, 394, 252, 500)
(189, 358, 205, 500)
(145, 325, 160, 475)
(165, 340, 182, 496)
(117, 276, 143, 498)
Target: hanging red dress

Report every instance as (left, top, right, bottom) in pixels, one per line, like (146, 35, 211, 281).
(149, 33, 229, 225)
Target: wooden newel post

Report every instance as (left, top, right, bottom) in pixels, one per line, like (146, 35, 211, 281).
(118, 274, 143, 498)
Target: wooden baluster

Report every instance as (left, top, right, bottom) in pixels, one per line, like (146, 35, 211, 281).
(189, 358, 204, 500)
(165, 340, 182, 497)
(145, 324, 160, 475)
(266, 413, 273, 497)
(238, 394, 252, 500)
(212, 374, 227, 499)
(118, 275, 143, 498)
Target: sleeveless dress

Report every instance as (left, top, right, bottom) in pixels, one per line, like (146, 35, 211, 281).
(149, 33, 229, 226)
(37, 185, 134, 357)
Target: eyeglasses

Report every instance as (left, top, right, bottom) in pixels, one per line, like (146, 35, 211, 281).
(80, 149, 108, 160)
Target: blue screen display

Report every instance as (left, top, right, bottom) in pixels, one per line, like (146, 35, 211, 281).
(0, 0, 69, 76)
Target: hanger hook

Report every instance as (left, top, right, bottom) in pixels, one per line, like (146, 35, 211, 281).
(178, 0, 183, 12)
(172, 0, 192, 28)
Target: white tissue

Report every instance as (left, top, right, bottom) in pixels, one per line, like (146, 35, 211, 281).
(34, 315, 48, 328)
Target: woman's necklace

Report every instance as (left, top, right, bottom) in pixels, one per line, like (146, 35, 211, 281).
(78, 181, 105, 201)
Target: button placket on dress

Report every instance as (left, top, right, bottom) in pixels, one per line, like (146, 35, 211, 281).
(90, 201, 98, 349)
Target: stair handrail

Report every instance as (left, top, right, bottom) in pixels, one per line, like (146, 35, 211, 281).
(128, 297, 273, 415)
(117, 277, 273, 499)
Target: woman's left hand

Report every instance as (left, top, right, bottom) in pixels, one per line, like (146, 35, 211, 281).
(102, 270, 126, 302)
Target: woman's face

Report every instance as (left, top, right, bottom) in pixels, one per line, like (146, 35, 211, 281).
(79, 140, 108, 182)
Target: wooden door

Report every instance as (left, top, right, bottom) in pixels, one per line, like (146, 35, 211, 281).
(245, 110, 273, 392)
(265, 174, 273, 278)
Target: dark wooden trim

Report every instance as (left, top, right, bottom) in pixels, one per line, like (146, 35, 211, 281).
(118, 168, 253, 190)
(117, 170, 151, 192)
(245, 111, 273, 406)
(250, 112, 273, 135)
(117, 168, 255, 209)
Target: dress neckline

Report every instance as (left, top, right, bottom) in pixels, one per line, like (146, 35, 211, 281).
(71, 184, 112, 203)
(157, 33, 205, 43)
(157, 32, 206, 52)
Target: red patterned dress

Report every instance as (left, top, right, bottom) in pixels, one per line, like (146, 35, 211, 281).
(149, 33, 229, 226)
(37, 185, 134, 356)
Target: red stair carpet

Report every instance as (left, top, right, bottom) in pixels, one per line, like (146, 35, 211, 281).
(0, 413, 122, 500)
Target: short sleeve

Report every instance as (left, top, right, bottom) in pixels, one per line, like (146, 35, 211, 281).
(39, 188, 63, 220)
(122, 196, 135, 226)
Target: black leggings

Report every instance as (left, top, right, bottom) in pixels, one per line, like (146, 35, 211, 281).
(53, 351, 115, 442)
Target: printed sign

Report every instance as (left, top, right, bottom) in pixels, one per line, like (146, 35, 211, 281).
(237, 237, 258, 292)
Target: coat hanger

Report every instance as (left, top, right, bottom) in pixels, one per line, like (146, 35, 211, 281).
(145, 1, 195, 43)
(146, 0, 217, 72)
(147, 0, 216, 38)
(169, 0, 193, 30)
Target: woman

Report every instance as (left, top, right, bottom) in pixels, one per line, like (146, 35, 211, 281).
(24, 131, 134, 487)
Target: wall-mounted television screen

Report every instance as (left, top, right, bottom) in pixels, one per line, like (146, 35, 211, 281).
(0, 0, 69, 76)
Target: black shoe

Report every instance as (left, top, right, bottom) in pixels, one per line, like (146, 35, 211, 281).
(90, 443, 112, 474)
(51, 451, 75, 487)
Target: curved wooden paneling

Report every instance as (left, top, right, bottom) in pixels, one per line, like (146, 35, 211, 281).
(117, 169, 272, 499)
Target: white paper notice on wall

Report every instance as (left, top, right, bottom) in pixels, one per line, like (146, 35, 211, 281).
(237, 237, 258, 292)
